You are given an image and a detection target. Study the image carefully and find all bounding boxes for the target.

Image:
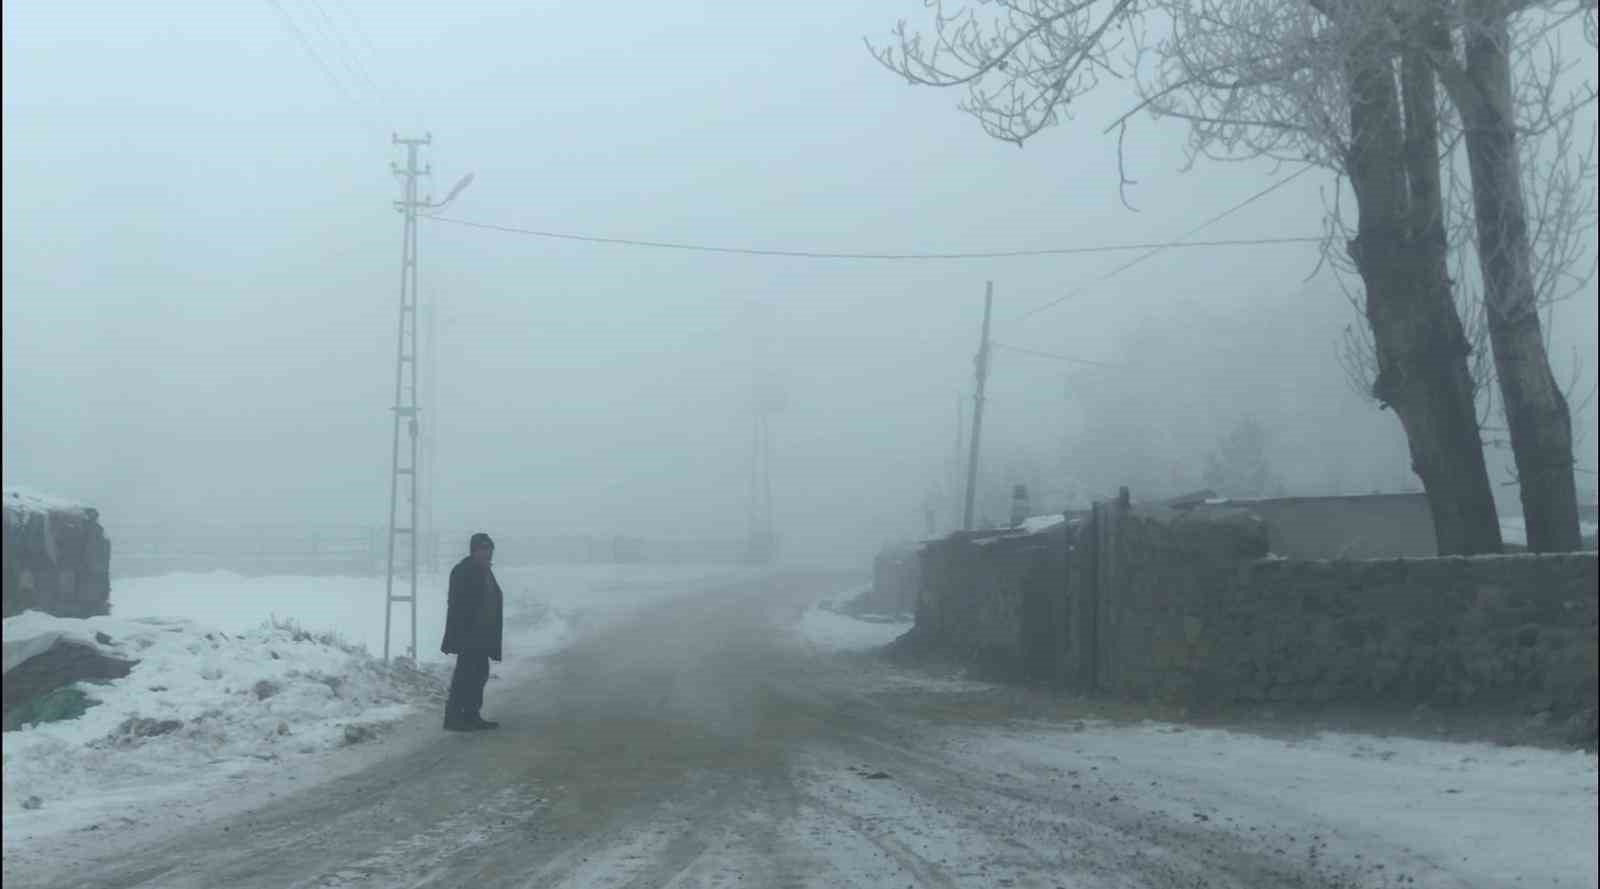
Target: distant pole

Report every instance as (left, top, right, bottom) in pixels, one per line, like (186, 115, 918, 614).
(962, 282, 994, 531)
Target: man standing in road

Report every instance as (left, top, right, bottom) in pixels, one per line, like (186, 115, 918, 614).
(441, 532, 504, 732)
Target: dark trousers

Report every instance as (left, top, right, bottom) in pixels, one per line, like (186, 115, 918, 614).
(445, 650, 491, 721)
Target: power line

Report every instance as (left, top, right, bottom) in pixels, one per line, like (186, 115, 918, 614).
(263, 0, 384, 138)
(1011, 165, 1319, 322)
(301, 0, 383, 101)
(265, 0, 355, 103)
(992, 342, 1126, 369)
(421, 214, 1320, 261)
(329, 0, 384, 66)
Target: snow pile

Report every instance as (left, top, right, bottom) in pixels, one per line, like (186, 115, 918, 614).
(794, 601, 913, 653)
(2, 610, 440, 837)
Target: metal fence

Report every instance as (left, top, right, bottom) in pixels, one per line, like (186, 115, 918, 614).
(104, 522, 748, 579)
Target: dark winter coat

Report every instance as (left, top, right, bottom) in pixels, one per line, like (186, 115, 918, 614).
(441, 557, 503, 661)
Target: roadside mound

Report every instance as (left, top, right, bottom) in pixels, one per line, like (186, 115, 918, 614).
(2, 610, 443, 828)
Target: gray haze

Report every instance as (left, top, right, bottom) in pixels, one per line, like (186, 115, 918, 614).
(4, 2, 1597, 563)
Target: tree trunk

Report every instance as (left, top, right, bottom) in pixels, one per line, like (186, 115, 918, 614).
(1454, 14, 1582, 552)
(1343, 39, 1503, 555)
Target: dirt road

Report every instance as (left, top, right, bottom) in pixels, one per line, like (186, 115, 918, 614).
(19, 573, 1380, 888)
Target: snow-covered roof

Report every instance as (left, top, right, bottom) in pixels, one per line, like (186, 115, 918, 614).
(2, 486, 92, 519)
(1018, 514, 1068, 534)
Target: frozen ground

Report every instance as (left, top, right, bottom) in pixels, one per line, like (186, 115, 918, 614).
(2, 563, 752, 858)
(914, 720, 1598, 888)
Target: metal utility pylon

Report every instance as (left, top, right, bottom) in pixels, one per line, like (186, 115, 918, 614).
(383, 133, 430, 662)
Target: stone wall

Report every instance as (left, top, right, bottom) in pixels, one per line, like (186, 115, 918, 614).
(1090, 504, 1269, 703)
(913, 525, 1070, 681)
(908, 496, 1598, 727)
(2, 493, 111, 619)
(1199, 554, 1598, 715)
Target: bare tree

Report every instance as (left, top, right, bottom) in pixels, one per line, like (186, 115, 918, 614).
(870, 0, 1507, 552)
(1204, 416, 1283, 497)
(1430, 2, 1596, 551)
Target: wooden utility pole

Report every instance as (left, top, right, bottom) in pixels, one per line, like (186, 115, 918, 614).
(962, 282, 993, 531)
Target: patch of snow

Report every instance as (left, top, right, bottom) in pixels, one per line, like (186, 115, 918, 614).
(2, 487, 90, 520)
(1018, 513, 1066, 534)
(113, 571, 454, 666)
(947, 720, 1598, 887)
(1, 610, 438, 846)
(794, 603, 913, 653)
(2, 617, 95, 676)
(3, 564, 752, 853)
(108, 564, 750, 670)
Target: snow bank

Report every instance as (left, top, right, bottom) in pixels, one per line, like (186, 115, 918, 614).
(949, 720, 1599, 887)
(794, 602, 913, 654)
(2, 610, 440, 843)
(2, 564, 750, 847)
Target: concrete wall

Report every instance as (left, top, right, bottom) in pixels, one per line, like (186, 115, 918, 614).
(1186, 493, 1436, 559)
(3, 501, 112, 619)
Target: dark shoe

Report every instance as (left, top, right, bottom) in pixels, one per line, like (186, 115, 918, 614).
(468, 716, 500, 730)
(444, 716, 473, 732)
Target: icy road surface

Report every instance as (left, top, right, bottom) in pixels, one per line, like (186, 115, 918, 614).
(6, 571, 1593, 889)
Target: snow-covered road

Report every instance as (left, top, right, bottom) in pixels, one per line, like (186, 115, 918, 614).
(5, 571, 1594, 889)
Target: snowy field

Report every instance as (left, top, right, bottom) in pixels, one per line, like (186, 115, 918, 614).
(109, 563, 757, 669)
(2, 563, 753, 852)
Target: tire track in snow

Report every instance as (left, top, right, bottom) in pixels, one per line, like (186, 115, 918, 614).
(289, 786, 547, 889)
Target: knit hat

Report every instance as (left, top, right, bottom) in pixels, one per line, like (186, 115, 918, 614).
(469, 532, 495, 552)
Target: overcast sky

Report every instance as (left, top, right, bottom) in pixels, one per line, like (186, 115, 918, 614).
(4, 2, 1596, 562)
